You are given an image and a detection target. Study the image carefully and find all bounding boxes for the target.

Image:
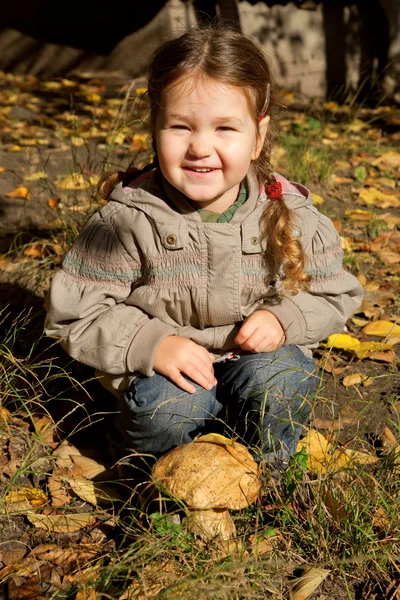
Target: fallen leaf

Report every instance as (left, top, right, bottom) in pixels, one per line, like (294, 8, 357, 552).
(342, 373, 371, 387)
(26, 512, 96, 532)
(48, 468, 74, 507)
(71, 455, 113, 480)
(75, 590, 99, 600)
(71, 136, 85, 147)
(106, 132, 126, 145)
(56, 173, 90, 191)
(23, 244, 46, 259)
(381, 427, 398, 451)
(321, 333, 361, 351)
(344, 449, 379, 465)
(351, 316, 369, 327)
(376, 249, 400, 265)
(371, 151, 400, 171)
(312, 193, 324, 205)
(363, 320, 400, 337)
(5, 487, 47, 508)
(296, 430, 348, 474)
(68, 476, 120, 505)
(29, 543, 101, 566)
(372, 506, 389, 530)
(345, 209, 371, 221)
(25, 171, 47, 181)
(354, 341, 394, 359)
(358, 187, 400, 208)
(5, 186, 31, 200)
(86, 93, 102, 103)
(48, 197, 60, 210)
(322, 484, 347, 521)
(289, 566, 330, 600)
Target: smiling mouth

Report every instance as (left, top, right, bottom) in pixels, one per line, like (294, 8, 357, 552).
(183, 167, 217, 172)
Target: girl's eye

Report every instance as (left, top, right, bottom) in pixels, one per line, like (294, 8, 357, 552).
(170, 125, 189, 130)
(218, 126, 235, 132)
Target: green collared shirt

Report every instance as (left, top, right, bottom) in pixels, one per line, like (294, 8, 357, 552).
(194, 182, 247, 223)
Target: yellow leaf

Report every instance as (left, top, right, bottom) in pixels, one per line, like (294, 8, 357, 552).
(26, 512, 97, 532)
(372, 506, 389, 530)
(351, 317, 369, 327)
(344, 449, 379, 465)
(357, 274, 367, 286)
(23, 243, 45, 258)
(56, 173, 90, 190)
(354, 341, 393, 359)
(347, 118, 369, 132)
(296, 430, 349, 474)
(135, 87, 148, 96)
(381, 426, 398, 451)
(0, 166, 4, 172)
(342, 373, 370, 387)
(5, 487, 47, 508)
(106, 131, 126, 145)
(86, 93, 101, 103)
(345, 209, 371, 221)
(290, 566, 330, 600)
(89, 175, 100, 186)
(194, 433, 238, 446)
(71, 136, 85, 147)
(358, 187, 400, 208)
(67, 476, 120, 505)
(321, 333, 361, 351)
(5, 186, 31, 199)
(43, 81, 62, 90)
(371, 152, 400, 171)
(25, 171, 47, 181)
(131, 133, 148, 150)
(362, 320, 400, 337)
(312, 193, 324, 205)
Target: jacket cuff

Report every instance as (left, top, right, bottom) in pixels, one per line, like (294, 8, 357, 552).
(261, 298, 307, 345)
(126, 320, 176, 376)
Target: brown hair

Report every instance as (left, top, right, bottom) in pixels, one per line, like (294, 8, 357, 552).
(99, 25, 310, 295)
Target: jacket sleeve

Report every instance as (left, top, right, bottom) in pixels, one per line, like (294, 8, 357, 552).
(44, 211, 176, 376)
(264, 210, 364, 346)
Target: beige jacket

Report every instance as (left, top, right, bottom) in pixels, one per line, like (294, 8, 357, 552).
(45, 169, 363, 393)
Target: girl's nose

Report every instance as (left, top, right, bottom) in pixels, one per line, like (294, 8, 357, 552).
(188, 133, 212, 157)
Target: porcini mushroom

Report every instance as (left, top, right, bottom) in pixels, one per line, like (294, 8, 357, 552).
(152, 434, 260, 540)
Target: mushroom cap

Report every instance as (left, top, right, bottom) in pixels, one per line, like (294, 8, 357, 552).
(152, 438, 260, 510)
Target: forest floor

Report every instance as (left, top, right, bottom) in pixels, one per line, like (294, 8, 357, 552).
(0, 71, 400, 600)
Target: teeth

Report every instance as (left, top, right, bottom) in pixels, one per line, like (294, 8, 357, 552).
(189, 168, 213, 172)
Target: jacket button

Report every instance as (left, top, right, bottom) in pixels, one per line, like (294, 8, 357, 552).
(166, 234, 177, 245)
(251, 236, 258, 245)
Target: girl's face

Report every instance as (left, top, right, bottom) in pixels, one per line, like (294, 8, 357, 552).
(155, 76, 269, 213)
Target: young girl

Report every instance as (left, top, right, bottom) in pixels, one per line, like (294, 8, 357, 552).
(45, 26, 363, 474)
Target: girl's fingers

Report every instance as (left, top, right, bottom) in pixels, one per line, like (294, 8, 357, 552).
(239, 330, 266, 352)
(170, 371, 197, 394)
(183, 363, 217, 391)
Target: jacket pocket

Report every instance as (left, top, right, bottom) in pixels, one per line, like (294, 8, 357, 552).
(155, 220, 189, 251)
(241, 221, 264, 254)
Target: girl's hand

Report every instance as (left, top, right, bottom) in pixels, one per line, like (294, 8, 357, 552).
(154, 336, 217, 394)
(234, 310, 285, 353)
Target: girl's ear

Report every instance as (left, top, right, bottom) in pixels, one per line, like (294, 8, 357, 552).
(252, 115, 270, 161)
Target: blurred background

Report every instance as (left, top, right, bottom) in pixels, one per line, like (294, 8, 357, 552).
(1, 0, 399, 101)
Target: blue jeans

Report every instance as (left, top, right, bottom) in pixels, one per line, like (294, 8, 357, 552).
(111, 346, 317, 466)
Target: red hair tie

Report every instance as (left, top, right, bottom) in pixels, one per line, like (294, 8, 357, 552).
(265, 181, 283, 199)
(125, 166, 138, 176)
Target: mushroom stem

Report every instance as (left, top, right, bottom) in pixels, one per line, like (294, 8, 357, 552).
(185, 508, 236, 540)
